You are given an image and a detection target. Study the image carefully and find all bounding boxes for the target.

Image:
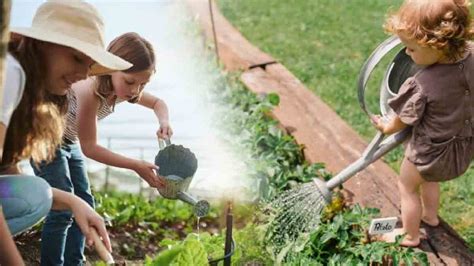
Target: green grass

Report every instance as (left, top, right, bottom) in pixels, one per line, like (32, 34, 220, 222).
(217, 0, 473, 249)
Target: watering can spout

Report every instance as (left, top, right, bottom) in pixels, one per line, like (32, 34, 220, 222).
(155, 175, 210, 217)
(177, 191, 210, 217)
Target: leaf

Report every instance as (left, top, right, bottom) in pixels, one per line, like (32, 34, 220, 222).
(148, 246, 184, 266)
(391, 252, 400, 266)
(401, 252, 414, 266)
(172, 238, 208, 266)
(320, 231, 336, 244)
(293, 232, 311, 252)
(159, 238, 179, 247)
(267, 93, 280, 106)
(414, 252, 429, 265)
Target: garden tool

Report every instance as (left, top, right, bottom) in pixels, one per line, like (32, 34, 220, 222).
(155, 138, 210, 217)
(312, 35, 419, 205)
(91, 227, 115, 264)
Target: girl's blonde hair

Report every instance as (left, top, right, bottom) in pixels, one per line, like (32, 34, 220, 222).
(95, 32, 155, 104)
(385, 0, 474, 60)
(2, 37, 68, 168)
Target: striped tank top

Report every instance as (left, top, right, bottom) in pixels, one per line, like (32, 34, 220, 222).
(63, 90, 115, 142)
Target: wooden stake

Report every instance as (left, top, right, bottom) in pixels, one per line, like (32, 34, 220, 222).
(90, 227, 115, 264)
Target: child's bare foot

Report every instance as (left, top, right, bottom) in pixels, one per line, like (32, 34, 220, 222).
(381, 228, 420, 247)
(421, 216, 439, 227)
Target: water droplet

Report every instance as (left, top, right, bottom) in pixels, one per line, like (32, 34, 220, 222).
(267, 181, 328, 252)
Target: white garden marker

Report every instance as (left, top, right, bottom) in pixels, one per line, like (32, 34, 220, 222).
(369, 217, 398, 235)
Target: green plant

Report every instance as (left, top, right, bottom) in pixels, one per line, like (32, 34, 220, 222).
(91, 191, 223, 259)
(145, 235, 208, 266)
(95, 191, 218, 227)
(212, 75, 331, 198)
(149, 224, 273, 266)
(280, 205, 428, 265)
(208, 74, 426, 265)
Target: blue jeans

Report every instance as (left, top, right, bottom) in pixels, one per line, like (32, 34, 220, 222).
(0, 175, 52, 235)
(32, 143, 94, 266)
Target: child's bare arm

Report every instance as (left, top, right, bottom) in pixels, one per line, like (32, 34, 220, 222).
(137, 92, 169, 124)
(49, 188, 112, 252)
(137, 92, 173, 139)
(371, 114, 408, 134)
(0, 209, 24, 265)
(75, 84, 163, 188)
(75, 85, 138, 167)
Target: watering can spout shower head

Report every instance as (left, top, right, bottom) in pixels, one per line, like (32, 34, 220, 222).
(155, 139, 210, 217)
(176, 190, 210, 218)
(312, 178, 332, 204)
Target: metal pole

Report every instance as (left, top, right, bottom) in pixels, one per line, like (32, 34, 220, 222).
(224, 201, 233, 266)
(208, 0, 219, 64)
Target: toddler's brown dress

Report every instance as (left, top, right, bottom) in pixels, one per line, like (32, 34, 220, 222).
(388, 51, 474, 181)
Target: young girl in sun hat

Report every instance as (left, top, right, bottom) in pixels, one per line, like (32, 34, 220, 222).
(0, 0, 132, 264)
(372, 0, 474, 247)
(32, 31, 173, 265)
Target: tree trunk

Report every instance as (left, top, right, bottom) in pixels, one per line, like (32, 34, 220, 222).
(0, 0, 12, 104)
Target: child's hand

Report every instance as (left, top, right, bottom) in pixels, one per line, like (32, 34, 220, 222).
(371, 114, 386, 132)
(133, 160, 165, 188)
(157, 122, 173, 140)
(68, 195, 112, 253)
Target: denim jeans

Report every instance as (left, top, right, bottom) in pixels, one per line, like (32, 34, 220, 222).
(32, 143, 94, 266)
(0, 175, 52, 235)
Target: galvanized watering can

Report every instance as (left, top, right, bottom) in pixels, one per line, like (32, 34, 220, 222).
(269, 36, 421, 248)
(155, 139, 210, 217)
(313, 36, 420, 203)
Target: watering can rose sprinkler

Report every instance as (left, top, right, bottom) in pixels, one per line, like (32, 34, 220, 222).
(154, 138, 210, 217)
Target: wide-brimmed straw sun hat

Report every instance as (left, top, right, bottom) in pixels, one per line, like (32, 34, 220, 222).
(11, 0, 132, 76)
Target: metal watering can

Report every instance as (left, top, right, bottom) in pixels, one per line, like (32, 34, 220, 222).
(313, 36, 420, 203)
(155, 139, 210, 217)
(268, 36, 421, 247)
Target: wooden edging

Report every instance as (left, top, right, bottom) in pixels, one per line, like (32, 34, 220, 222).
(186, 0, 474, 265)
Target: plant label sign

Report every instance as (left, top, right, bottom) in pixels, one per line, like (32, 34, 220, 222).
(369, 217, 398, 235)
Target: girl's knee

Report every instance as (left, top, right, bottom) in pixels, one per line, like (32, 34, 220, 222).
(397, 180, 414, 194)
(399, 159, 424, 188)
(397, 177, 419, 194)
(1, 176, 54, 234)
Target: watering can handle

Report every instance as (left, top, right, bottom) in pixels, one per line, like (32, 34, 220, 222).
(158, 137, 171, 150)
(357, 35, 401, 118)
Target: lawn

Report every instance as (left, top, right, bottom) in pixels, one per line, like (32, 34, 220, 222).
(217, 0, 473, 249)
